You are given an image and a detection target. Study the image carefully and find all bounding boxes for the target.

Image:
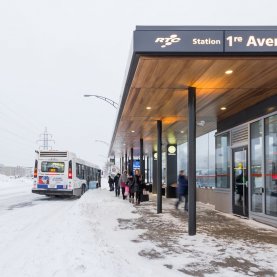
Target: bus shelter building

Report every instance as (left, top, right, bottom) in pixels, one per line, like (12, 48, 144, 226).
(109, 26, 277, 234)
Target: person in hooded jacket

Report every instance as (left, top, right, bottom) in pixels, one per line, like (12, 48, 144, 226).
(118, 171, 128, 200)
(133, 169, 143, 205)
(175, 170, 188, 211)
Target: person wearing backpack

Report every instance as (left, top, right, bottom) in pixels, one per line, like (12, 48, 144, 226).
(175, 170, 188, 211)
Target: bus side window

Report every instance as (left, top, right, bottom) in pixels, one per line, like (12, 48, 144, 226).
(82, 165, 85, 179)
(76, 163, 80, 179)
(93, 169, 96, 181)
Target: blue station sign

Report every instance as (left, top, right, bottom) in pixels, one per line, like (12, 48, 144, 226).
(225, 30, 277, 52)
(134, 29, 277, 53)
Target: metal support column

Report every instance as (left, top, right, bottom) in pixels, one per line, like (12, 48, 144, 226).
(130, 148, 134, 176)
(125, 153, 128, 172)
(140, 138, 144, 183)
(146, 155, 149, 183)
(188, 87, 196, 236)
(157, 120, 162, 214)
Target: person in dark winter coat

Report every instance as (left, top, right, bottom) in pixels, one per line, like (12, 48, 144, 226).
(127, 175, 134, 203)
(108, 176, 114, 191)
(114, 173, 121, 197)
(175, 170, 188, 211)
(133, 169, 143, 205)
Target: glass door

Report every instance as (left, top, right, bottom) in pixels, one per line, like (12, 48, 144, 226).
(250, 120, 264, 214)
(233, 147, 249, 217)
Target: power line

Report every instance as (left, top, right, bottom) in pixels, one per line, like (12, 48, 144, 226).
(0, 109, 40, 137)
(0, 98, 42, 133)
(36, 127, 55, 150)
(0, 126, 36, 146)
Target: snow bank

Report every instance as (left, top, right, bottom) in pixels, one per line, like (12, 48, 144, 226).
(0, 188, 182, 277)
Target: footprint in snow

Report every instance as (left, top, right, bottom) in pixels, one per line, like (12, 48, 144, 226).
(76, 264, 86, 272)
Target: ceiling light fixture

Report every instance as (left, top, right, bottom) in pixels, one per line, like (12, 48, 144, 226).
(225, 69, 233, 75)
(146, 107, 151, 110)
(180, 131, 184, 134)
(131, 130, 135, 133)
(221, 106, 227, 111)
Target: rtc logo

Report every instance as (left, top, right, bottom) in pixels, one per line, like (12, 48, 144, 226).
(155, 34, 181, 48)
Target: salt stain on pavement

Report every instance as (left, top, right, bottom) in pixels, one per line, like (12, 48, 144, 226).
(117, 198, 277, 277)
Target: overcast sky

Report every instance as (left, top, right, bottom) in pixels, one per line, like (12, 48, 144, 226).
(0, 0, 277, 167)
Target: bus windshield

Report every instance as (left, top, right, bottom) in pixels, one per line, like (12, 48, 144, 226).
(41, 162, 65, 173)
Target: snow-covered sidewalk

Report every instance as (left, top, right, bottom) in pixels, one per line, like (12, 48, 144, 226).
(0, 177, 276, 277)
(0, 181, 180, 277)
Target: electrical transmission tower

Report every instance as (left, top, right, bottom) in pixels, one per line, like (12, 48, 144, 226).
(37, 127, 55, 150)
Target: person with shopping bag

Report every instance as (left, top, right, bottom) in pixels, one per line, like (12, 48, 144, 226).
(119, 171, 128, 200)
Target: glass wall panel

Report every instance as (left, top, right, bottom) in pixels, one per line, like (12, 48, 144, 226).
(177, 142, 187, 173)
(162, 152, 166, 184)
(196, 134, 209, 187)
(265, 114, 277, 217)
(177, 131, 216, 188)
(196, 131, 216, 187)
(215, 132, 230, 188)
(250, 120, 263, 213)
(208, 131, 216, 187)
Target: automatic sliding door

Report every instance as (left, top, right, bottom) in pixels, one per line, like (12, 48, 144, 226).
(233, 147, 249, 217)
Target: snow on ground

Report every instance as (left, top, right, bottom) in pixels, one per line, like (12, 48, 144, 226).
(0, 175, 40, 213)
(0, 176, 181, 277)
(0, 175, 276, 277)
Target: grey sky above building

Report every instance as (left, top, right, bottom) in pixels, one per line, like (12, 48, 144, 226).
(0, 0, 277, 167)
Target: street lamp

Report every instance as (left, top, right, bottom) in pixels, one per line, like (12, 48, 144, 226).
(95, 140, 110, 146)
(83, 94, 119, 109)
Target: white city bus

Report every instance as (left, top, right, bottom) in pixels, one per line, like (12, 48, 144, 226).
(32, 150, 101, 197)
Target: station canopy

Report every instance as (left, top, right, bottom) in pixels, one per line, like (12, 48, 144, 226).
(109, 26, 277, 157)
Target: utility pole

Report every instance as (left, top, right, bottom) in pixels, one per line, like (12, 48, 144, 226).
(37, 127, 55, 150)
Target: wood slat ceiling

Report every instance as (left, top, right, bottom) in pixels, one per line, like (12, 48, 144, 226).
(112, 56, 277, 156)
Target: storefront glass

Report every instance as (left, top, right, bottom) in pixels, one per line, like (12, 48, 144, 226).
(250, 120, 263, 213)
(265, 114, 277, 217)
(215, 132, 230, 188)
(177, 131, 215, 187)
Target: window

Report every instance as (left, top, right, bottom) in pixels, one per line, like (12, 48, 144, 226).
(41, 162, 65, 173)
(76, 163, 83, 179)
(196, 131, 216, 188)
(265, 114, 277, 217)
(178, 130, 216, 188)
(215, 132, 230, 188)
(250, 120, 263, 213)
